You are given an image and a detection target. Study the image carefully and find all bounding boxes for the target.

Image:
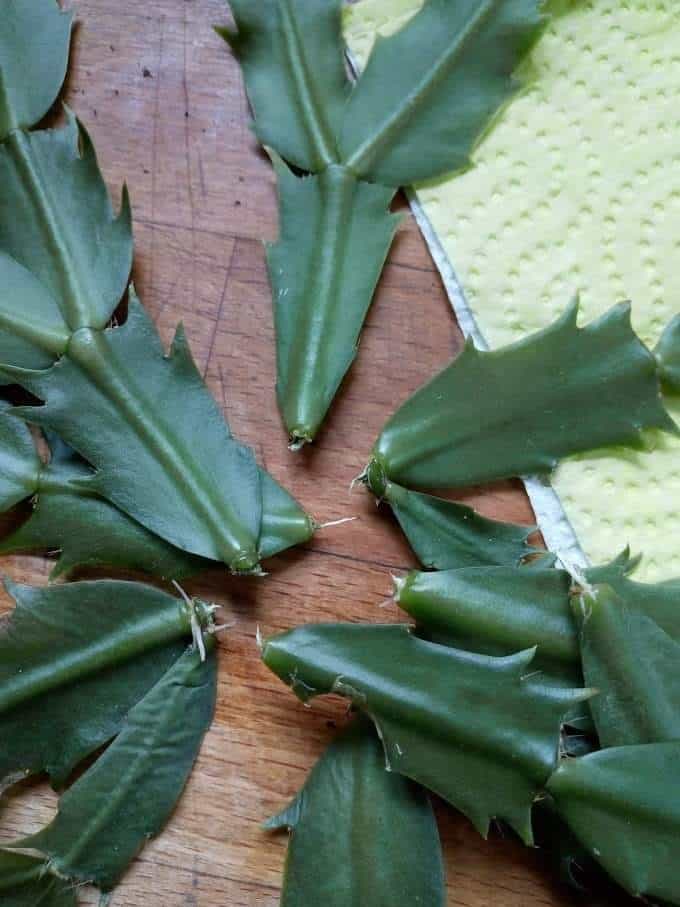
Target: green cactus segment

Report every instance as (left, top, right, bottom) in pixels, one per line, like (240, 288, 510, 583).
(0, 0, 72, 140)
(370, 302, 676, 489)
(263, 622, 589, 843)
(266, 717, 446, 906)
(223, 0, 350, 172)
(396, 564, 589, 730)
(6, 296, 263, 569)
(655, 313, 680, 394)
(0, 413, 205, 579)
(378, 479, 536, 569)
(0, 849, 76, 907)
(340, 0, 546, 185)
(397, 565, 577, 664)
(572, 581, 680, 748)
(0, 407, 309, 577)
(259, 470, 315, 557)
(225, 0, 548, 441)
(547, 742, 680, 904)
(18, 644, 217, 892)
(0, 114, 133, 332)
(0, 403, 41, 512)
(0, 253, 70, 370)
(268, 154, 398, 444)
(0, 579, 214, 792)
(0, 3, 312, 570)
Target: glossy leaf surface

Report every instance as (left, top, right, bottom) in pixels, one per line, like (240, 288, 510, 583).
(656, 313, 680, 394)
(572, 582, 680, 747)
(0, 64, 311, 567)
(548, 742, 680, 903)
(8, 296, 264, 569)
(22, 645, 217, 891)
(223, 0, 350, 172)
(267, 718, 445, 907)
(0, 115, 132, 332)
(263, 622, 587, 842)
(258, 470, 315, 559)
(0, 415, 204, 579)
(377, 479, 535, 569)
(397, 565, 577, 665)
(0, 0, 72, 139)
(268, 155, 398, 442)
(0, 409, 309, 576)
(0, 252, 69, 370)
(0, 403, 41, 512)
(397, 564, 589, 729)
(0, 850, 76, 907)
(0, 579, 210, 791)
(369, 302, 676, 489)
(339, 0, 545, 185)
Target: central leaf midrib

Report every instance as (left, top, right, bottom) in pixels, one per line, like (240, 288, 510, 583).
(344, 0, 500, 175)
(0, 304, 69, 357)
(0, 600, 190, 714)
(68, 327, 259, 566)
(6, 130, 94, 332)
(295, 636, 556, 783)
(282, 167, 355, 434)
(278, 0, 339, 167)
(57, 673, 185, 875)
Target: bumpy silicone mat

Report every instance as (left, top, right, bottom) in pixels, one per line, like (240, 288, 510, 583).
(344, 0, 680, 581)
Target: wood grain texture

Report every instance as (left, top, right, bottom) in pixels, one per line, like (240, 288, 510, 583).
(0, 2, 591, 904)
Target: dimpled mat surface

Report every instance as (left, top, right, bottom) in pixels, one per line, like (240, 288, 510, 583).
(344, 0, 680, 581)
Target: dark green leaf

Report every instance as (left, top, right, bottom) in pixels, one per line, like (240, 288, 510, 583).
(368, 302, 676, 490)
(580, 570, 680, 638)
(19, 644, 217, 891)
(375, 479, 536, 569)
(266, 717, 445, 907)
(584, 546, 641, 585)
(222, 0, 350, 171)
(267, 154, 398, 443)
(0, 850, 76, 907)
(547, 742, 680, 903)
(0, 409, 310, 576)
(7, 295, 265, 570)
(339, 0, 546, 185)
(0, 0, 72, 139)
(0, 115, 132, 332)
(0, 416, 205, 579)
(0, 252, 69, 370)
(572, 582, 680, 747)
(656, 313, 680, 394)
(396, 564, 576, 664)
(0, 579, 211, 791)
(396, 564, 590, 730)
(263, 622, 588, 842)
(259, 469, 315, 558)
(0, 91, 311, 567)
(0, 403, 41, 512)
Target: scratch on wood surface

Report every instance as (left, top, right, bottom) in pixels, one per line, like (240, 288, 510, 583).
(203, 240, 237, 380)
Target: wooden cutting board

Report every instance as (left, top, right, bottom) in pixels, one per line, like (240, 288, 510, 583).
(0, 2, 587, 904)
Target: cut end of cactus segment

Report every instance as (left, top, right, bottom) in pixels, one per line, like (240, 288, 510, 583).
(230, 549, 264, 576)
(362, 455, 388, 499)
(288, 430, 314, 451)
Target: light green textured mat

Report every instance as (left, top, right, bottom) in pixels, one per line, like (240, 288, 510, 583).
(344, 0, 680, 581)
